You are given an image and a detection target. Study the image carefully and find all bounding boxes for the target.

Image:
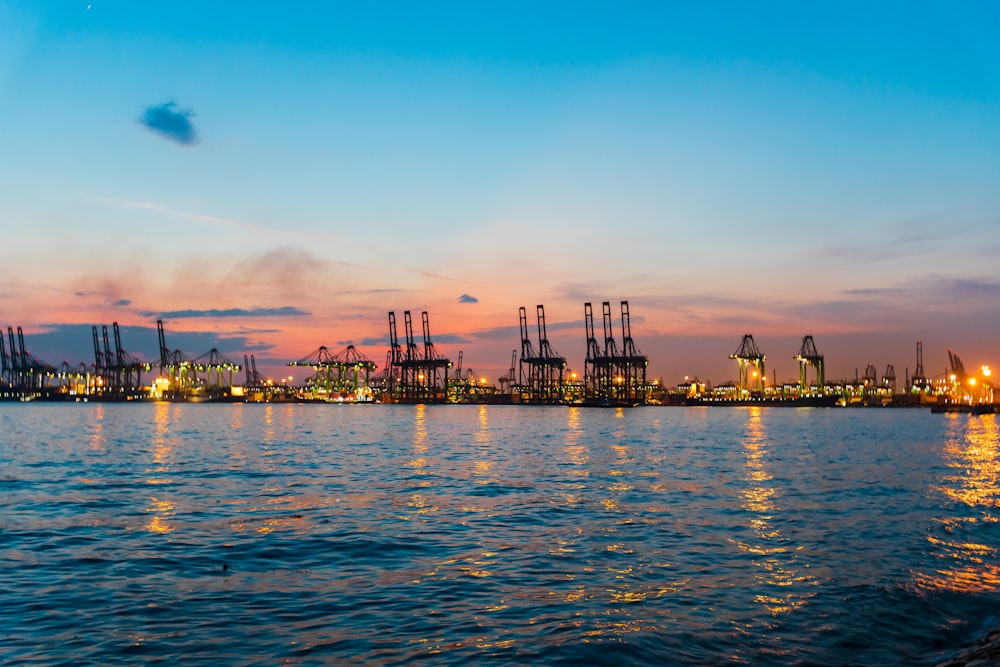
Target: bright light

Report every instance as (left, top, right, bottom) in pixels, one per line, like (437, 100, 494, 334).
(969, 377, 977, 387)
(983, 365, 992, 378)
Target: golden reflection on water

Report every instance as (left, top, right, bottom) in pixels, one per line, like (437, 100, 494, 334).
(918, 414, 1000, 593)
(738, 407, 815, 615)
(262, 403, 276, 447)
(146, 403, 177, 533)
(472, 404, 495, 482)
(87, 404, 106, 453)
(150, 403, 172, 472)
(560, 409, 588, 507)
(562, 407, 588, 479)
(146, 498, 175, 534)
(407, 404, 431, 483)
(556, 406, 682, 641)
(476, 404, 490, 444)
(412, 404, 428, 450)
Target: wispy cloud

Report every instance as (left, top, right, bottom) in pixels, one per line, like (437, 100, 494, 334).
(139, 101, 199, 146)
(458, 294, 479, 303)
(155, 306, 310, 319)
(123, 201, 257, 230)
(406, 266, 452, 281)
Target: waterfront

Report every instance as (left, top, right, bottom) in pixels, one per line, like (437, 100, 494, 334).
(2, 404, 999, 665)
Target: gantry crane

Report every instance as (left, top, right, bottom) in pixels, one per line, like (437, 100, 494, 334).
(583, 301, 648, 406)
(244, 354, 263, 388)
(794, 335, 824, 393)
(583, 302, 610, 403)
(517, 305, 566, 404)
(618, 301, 648, 405)
(730, 334, 765, 395)
(912, 341, 928, 390)
(156, 319, 195, 397)
(289, 344, 377, 400)
(862, 363, 879, 399)
(190, 348, 242, 392)
(92, 322, 149, 397)
(387, 310, 451, 403)
(0, 332, 10, 388)
(497, 349, 517, 398)
(9, 326, 54, 391)
(289, 345, 339, 394)
(882, 364, 896, 395)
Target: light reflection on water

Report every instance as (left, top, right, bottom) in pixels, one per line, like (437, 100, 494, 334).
(1, 404, 999, 665)
(145, 404, 175, 533)
(737, 407, 816, 618)
(917, 413, 1000, 593)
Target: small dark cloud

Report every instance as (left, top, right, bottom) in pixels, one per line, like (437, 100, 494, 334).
(74, 291, 86, 297)
(140, 101, 199, 146)
(458, 294, 479, 304)
(357, 335, 388, 347)
(111, 299, 131, 307)
(428, 333, 469, 345)
(155, 306, 310, 319)
(942, 278, 1000, 299)
(466, 323, 521, 342)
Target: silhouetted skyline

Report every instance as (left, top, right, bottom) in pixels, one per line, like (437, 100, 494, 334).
(2, 2, 998, 383)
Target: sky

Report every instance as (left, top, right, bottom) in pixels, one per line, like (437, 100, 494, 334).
(1, 1, 999, 386)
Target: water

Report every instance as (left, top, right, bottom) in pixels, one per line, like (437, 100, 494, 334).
(1, 404, 998, 665)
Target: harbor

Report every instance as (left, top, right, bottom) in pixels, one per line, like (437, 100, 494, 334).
(2, 302, 994, 412)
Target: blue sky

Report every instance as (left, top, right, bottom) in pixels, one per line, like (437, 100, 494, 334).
(1, 1, 999, 383)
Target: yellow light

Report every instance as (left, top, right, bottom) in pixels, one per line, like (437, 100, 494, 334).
(950, 374, 957, 382)
(969, 377, 977, 386)
(983, 365, 992, 378)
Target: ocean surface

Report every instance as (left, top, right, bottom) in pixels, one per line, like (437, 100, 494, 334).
(2, 403, 999, 666)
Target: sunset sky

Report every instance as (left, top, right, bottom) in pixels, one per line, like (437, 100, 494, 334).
(1, 1, 998, 385)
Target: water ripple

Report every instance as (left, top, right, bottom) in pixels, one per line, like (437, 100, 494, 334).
(2, 404, 998, 664)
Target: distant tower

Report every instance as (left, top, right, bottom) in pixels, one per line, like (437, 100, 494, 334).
(912, 341, 927, 389)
